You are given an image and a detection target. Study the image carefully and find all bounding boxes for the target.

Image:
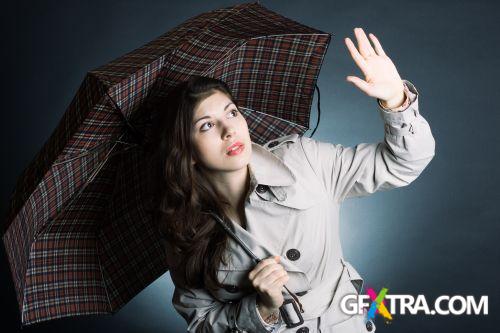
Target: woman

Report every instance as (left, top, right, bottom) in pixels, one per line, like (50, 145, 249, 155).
(153, 27, 435, 333)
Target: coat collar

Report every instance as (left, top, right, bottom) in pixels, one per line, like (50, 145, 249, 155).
(248, 142, 296, 188)
(245, 142, 316, 210)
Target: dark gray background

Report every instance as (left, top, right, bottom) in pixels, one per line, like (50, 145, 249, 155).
(2, 0, 499, 332)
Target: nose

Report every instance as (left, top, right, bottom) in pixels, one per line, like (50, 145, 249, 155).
(222, 125, 236, 140)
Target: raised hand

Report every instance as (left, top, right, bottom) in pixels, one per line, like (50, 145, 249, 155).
(345, 27, 406, 109)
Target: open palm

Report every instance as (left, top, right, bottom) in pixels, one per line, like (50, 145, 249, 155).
(345, 27, 405, 106)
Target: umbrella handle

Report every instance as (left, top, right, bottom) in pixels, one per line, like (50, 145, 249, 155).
(203, 211, 305, 327)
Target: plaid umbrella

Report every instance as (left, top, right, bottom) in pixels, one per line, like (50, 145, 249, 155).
(3, 1, 331, 326)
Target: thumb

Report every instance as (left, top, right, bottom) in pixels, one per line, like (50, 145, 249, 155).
(346, 76, 372, 96)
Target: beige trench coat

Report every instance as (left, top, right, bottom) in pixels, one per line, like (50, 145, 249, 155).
(166, 80, 435, 333)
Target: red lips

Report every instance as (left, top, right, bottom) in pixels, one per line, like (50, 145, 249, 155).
(226, 141, 244, 156)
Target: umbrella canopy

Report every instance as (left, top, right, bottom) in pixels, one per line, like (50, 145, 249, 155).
(3, 1, 331, 326)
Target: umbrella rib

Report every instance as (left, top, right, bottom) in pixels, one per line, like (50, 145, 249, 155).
(240, 107, 308, 131)
(38, 134, 124, 237)
(53, 140, 138, 166)
(251, 33, 332, 39)
(96, 240, 113, 312)
(103, 84, 145, 145)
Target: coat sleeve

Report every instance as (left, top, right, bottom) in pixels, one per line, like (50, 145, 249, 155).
(169, 264, 277, 333)
(299, 79, 435, 203)
(171, 285, 274, 333)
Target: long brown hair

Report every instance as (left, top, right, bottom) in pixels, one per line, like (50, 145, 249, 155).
(151, 75, 241, 290)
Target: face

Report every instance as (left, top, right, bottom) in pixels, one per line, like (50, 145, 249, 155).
(191, 90, 252, 174)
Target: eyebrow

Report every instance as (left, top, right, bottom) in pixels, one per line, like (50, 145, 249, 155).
(193, 102, 235, 125)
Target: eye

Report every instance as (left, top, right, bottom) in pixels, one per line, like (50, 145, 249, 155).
(200, 121, 214, 132)
(228, 109, 239, 117)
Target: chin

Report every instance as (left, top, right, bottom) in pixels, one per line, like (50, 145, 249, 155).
(226, 158, 250, 171)
(224, 152, 251, 171)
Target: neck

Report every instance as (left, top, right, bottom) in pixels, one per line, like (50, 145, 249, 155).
(208, 165, 250, 212)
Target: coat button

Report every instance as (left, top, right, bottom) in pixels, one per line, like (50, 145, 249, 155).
(267, 140, 279, 148)
(256, 184, 268, 194)
(223, 284, 240, 293)
(366, 320, 374, 331)
(296, 327, 309, 333)
(286, 249, 300, 261)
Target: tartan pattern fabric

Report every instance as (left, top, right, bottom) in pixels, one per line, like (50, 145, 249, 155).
(240, 107, 308, 145)
(3, 1, 330, 326)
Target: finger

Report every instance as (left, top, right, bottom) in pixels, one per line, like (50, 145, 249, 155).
(249, 257, 279, 280)
(369, 33, 386, 56)
(260, 270, 288, 290)
(354, 27, 376, 58)
(253, 264, 286, 285)
(345, 37, 370, 75)
(346, 76, 373, 96)
(270, 274, 289, 289)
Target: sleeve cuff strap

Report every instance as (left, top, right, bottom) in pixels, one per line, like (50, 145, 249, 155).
(378, 79, 420, 127)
